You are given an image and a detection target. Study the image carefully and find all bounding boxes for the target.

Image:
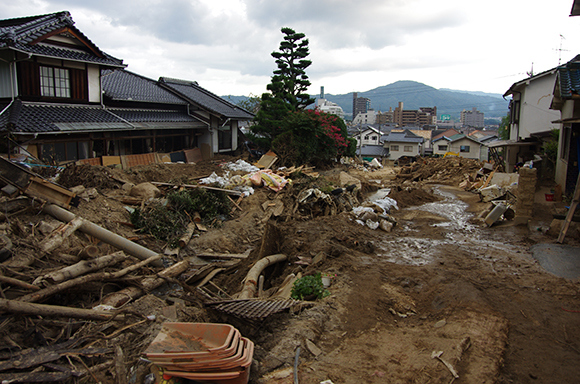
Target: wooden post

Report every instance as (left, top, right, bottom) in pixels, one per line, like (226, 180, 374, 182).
(558, 172, 580, 243)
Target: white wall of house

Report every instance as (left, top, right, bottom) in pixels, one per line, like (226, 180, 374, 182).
(510, 73, 561, 141)
(555, 99, 575, 188)
(88, 65, 101, 103)
(432, 140, 450, 156)
(448, 137, 483, 160)
(355, 129, 382, 146)
(387, 142, 420, 159)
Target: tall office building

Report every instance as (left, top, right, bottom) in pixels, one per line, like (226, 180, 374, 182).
(352, 93, 371, 120)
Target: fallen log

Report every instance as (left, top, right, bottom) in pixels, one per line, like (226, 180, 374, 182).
(239, 254, 287, 299)
(0, 298, 123, 320)
(42, 204, 163, 267)
(33, 251, 128, 286)
(97, 260, 189, 309)
(40, 217, 83, 253)
(17, 254, 161, 303)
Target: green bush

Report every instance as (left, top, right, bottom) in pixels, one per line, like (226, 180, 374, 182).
(291, 273, 329, 300)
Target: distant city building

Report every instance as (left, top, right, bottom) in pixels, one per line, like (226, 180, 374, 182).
(376, 108, 394, 124)
(393, 102, 437, 127)
(352, 92, 371, 120)
(460, 107, 485, 128)
(352, 109, 377, 125)
(316, 86, 345, 119)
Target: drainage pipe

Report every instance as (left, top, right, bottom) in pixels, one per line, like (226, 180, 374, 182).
(42, 204, 163, 267)
(239, 253, 287, 299)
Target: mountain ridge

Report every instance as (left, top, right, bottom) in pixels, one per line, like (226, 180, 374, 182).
(223, 80, 510, 119)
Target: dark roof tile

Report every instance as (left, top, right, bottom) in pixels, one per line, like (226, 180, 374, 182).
(0, 11, 124, 67)
(159, 77, 254, 120)
(103, 70, 187, 105)
(3, 101, 200, 134)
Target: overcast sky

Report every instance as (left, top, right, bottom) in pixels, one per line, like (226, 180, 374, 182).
(2, 1, 579, 97)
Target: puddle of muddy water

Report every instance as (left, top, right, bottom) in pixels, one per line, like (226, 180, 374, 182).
(376, 186, 526, 266)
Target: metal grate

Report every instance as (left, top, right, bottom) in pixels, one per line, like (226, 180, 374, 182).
(206, 299, 301, 320)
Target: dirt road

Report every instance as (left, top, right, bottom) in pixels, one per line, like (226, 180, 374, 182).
(1, 157, 578, 384)
(249, 184, 580, 384)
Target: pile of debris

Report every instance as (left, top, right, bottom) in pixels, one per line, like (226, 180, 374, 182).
(396, 156, 483, 184)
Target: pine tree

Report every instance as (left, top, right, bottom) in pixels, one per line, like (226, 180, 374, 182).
(268, 27, 315, 110)
(250, 27, 315, 150)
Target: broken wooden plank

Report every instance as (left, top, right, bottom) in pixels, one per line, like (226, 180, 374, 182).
(25, 176, 76, 209)
(196, 268, 224, 288)
(196, 251, 250, 259)
(228, 195, 243, 212)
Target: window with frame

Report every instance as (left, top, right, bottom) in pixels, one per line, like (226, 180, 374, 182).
(460, 145, 470, 152)
(364, 135, 370, 140)
(372, 136, 377, 141)
(438, 145, 448, 151)
(391, 145, 399, 151)
(404, 145, 413, 152)
(40, 66, 70, 98)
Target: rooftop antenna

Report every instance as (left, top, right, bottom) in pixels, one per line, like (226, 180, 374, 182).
(526, 62, 534, 77)
(555, 34, 569, 65)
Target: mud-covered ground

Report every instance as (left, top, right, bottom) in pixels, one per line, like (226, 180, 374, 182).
(1, 156, 579, 384)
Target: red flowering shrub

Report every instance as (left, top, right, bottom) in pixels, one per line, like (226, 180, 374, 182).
(271, 108, 355, 166)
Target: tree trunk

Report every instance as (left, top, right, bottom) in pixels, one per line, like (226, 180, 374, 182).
(17, 254, 161, 303)
(0, 298, 122, 320)
(97, 260, 190, 309)
(40, 217, 83, 253)
(33, 251, 128, 286)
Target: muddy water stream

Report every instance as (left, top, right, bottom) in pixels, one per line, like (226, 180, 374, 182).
(375, 186, 527, 266)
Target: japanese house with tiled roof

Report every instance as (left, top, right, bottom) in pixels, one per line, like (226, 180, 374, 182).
(0, 11, 253, 163)
(380, 129, 424, 160)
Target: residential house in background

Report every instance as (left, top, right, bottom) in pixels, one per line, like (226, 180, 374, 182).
(444, 134, 487, 161)
(391, 129, 433, 154)
(381, 129, 424, 160)
(0, 11, 253, 164)
(353, 125, 384, 146)
(432, 136, 452, 156)
(497, 66, 561, 172)
(356, 144, 388, 161)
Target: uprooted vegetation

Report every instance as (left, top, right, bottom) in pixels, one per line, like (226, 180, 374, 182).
(0, 155, 579, 384)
